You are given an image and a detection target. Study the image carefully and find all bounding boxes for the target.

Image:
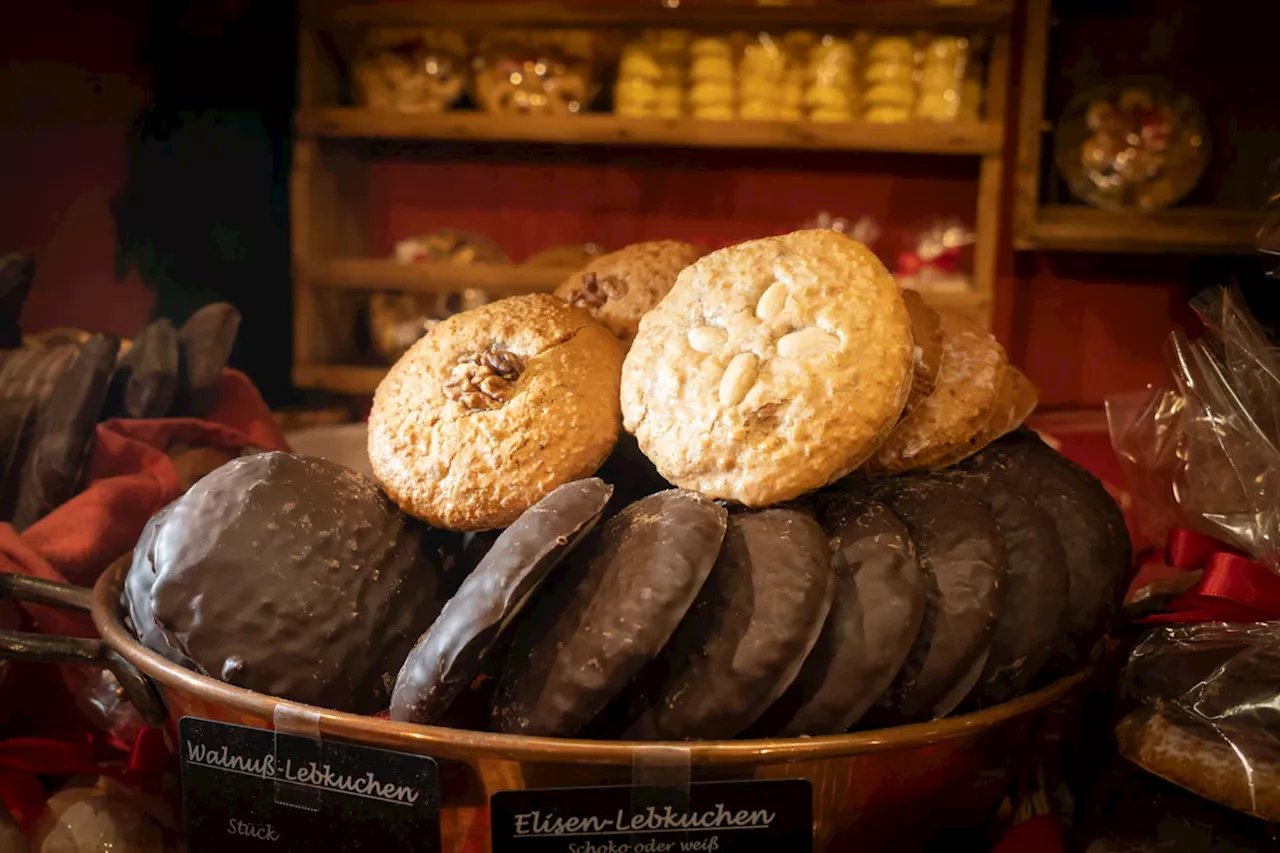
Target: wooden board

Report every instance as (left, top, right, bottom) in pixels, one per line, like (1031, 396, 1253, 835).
(1017, 206, 1263, 254)
(312, 1, 1014, 31)
(298, 109, 1005, 157)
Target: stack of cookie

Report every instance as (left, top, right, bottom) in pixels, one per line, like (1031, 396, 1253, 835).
(126, 230, 1131, 741)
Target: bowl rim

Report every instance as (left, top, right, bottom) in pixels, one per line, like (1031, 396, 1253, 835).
(95, 557, 1089, 766)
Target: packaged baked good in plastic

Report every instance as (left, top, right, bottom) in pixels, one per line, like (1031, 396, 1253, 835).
(472, 30, 598, 116)
(1108, 284, 1280, 820)
(1055, 83, 1208, 212)
(858, 31, 918, 123)
(352, 29, 468, 113)
(894, 219, 974, 292)
(915, 34, 968, 121)
(369, 230, 505, 362)
(737, 32, 788, 121)
(615, 30, 688, 119)
(788, 32, 855, 123)
(686, 33, 736, 121)
(800, 211, 881, 247)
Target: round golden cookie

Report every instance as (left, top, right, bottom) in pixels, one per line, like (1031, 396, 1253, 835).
(554, 240, 706, 347)
(368, 294, 622, 531)
(901, 288, 943, 415)
(870, 311, 1007, 473)
(621, 229, 914, 506)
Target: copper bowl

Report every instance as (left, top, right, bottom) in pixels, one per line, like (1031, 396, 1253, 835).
(92, 560, 1087, 852)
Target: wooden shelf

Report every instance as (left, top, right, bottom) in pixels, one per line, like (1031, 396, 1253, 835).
(1015, 206, 1264, 255)
(297, 109, 1005, 156)
(293, 286, 990, 395)
(307, 258, 571, 296)
(313, 1, 1014, 31)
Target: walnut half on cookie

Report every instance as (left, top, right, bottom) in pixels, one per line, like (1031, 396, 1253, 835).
(620, 229, 914, 506)
(368, 294, 622, 531)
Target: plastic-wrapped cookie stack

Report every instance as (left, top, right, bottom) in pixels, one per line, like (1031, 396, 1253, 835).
(352, 29, 469, 114)
(615, 30, 687, 119)
(915, 35, 969, 122)
(687, 35, 736, 121)
(737, 33, 788, 121)
(861, 34, 918, 124)
(800, 33, 856, 123)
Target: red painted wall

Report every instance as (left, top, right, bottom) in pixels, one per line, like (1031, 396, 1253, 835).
(0, 0, 154, 338)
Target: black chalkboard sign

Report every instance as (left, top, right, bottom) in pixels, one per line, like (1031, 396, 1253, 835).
(491, 779, 813, 852)
(180, 717, 440, 853)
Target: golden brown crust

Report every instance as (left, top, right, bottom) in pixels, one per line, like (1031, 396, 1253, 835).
(621, 229, 914, 506)
(1117, 707, 1280, 822)
(901, 288, 943, 415)
(554, 241, 706, 347)
(870, 311, 1008, 473)
(368, 294, 622, 531)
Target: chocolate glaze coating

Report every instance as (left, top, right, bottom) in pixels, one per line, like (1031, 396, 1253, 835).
(964, 429, 1131, 672)
(493, 489, 726, 737)
(864, 477, 1006, 723)
(106, 318, 179, 419)
(937, 469, 1069, 707)
(175, 302, 241, 417)
(753, 496, 925, 736)
(623, 508, 834, 741)
(150, 452, 452, 714)
(123, 503, 191, 667)
(13, 334, 119, 531)
(391, 478, 613, 724)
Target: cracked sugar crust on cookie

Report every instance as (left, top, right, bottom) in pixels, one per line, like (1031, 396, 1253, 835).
(620, 229, 914, 506)
(368, 294, 622, 531)
(555, 240, 707, 345)
(871, 311, 1006, 473)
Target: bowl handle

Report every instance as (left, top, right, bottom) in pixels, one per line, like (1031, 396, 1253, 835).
(0, 572, 167, 726)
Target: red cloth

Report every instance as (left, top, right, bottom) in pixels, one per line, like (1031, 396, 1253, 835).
(0, 369, 288, 637)
(1141, 527, 1280, 624)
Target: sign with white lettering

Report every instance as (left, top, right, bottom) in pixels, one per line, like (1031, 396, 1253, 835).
(490, 779, 812, 852)
(180, 717, 440, 853)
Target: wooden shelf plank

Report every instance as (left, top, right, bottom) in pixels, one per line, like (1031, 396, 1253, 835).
(1015, 206, 1264, 254)
(297, 109, 1005, 156)
(313, 1, 1014, 32)
(307, 258, 571, 295)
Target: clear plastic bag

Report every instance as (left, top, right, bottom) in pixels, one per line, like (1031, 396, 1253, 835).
(1119, 623, 1280, 822)
(1108, 284, 1280, 820)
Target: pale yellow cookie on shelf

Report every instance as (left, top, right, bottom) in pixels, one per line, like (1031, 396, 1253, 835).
(622, 229, 914, 506)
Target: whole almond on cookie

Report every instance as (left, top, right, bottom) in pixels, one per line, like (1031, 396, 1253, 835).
(869, 311, 1007, 473)
(368, 294, 622, 531)
(555, 240, 707, 349)
(621, 229, 914, 506)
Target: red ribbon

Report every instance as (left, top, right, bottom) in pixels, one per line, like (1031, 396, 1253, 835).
(1142, 528, 1280, 624)
(0, 728, 174, 832)
(896, 246, 962, 277)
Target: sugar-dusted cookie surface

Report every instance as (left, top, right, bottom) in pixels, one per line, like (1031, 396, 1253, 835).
(368, 294, 622, 531)
(870, 311, 1007, 473)
(901, 288, 943, 415)
(555, 240, 706, 348)
(621, 229, 914, 506)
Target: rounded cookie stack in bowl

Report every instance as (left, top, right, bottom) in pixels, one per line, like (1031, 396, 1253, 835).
(123, 229, 1131, 743)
